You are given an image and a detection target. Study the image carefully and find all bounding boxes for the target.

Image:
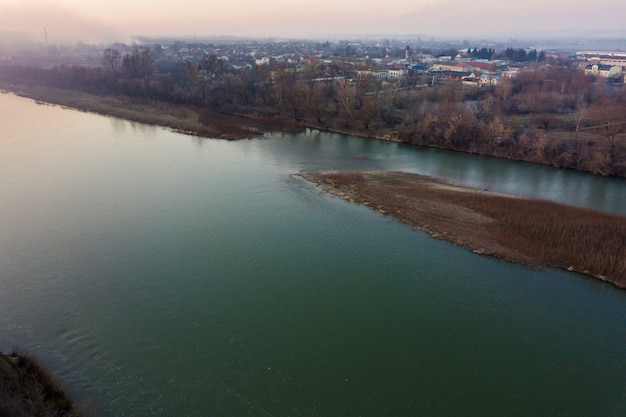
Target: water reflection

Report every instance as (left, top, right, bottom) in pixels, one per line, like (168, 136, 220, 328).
(256, 132, 625, 214)
(109, 115, 160, 136)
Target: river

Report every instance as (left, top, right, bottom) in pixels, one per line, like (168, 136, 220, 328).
(0, 92, 625, 417)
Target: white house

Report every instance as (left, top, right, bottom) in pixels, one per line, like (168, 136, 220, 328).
(502, 70, 519, 79)
(584, 64, 623, 80)
(386, 69, 407, 79)
(255, 57, 270, 66)
(356, 70, 388, 81)
(478, 74, 501, 86)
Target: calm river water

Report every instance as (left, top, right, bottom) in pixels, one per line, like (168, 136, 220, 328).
(0, 92, 625, 417)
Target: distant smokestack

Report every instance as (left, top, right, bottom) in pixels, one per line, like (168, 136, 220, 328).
(44, 27, 48, 44)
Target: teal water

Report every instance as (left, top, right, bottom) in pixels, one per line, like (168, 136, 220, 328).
(0, 93, 625, 417)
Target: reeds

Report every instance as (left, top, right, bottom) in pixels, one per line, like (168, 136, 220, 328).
(442, 191, 626, 283)
(304, 171, 626, 287)
(0, 351, 81, 417)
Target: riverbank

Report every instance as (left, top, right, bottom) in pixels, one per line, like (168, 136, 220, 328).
(300, 171, 626, 288)
(0, 85, 304, 140)
(0, 351, 80, 417)
(2, 81, 625, 178)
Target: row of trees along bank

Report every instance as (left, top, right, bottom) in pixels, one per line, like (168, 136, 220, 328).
(1, 45, 625, 177)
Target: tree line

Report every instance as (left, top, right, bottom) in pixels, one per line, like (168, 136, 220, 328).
(450, 47, 545, 62)
(0, 45, 624, 177)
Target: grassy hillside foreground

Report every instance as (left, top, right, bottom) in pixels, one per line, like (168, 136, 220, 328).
(300, 171, 626, 288)
(0, 352, 80, 417)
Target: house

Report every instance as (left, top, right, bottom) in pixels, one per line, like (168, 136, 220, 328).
(386, 69, 407, 79)
(502, 70, 519, 79)
(576, 51, 626, 68)
(356, 70, 388, 81)
(467, 61, 495, 73)
(462, 76, 479, 87)
(435, 70, 475, 82)
(432, 62, 472, 72)
(584, 64, 623, 79)
(478, 74, 501, 86)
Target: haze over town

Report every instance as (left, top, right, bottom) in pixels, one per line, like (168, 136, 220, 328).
(1, 0, 626, 44)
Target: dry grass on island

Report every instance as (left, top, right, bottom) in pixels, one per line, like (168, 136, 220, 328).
(300, 171, 626, 288)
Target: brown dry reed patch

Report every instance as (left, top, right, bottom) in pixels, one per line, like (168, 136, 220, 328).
(0, 351, 81, 417)
(303, 171, 626, 288)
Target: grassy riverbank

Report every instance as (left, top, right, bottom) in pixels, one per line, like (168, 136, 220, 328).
(301, 171, 626, 288)
(0, 351, 80, 417)
(1, 85, 304, 140)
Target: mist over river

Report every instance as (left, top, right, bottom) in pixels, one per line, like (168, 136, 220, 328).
(1, 93, 625, 417)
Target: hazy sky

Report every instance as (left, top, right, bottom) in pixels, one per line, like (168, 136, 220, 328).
(1, 0, 625, 43)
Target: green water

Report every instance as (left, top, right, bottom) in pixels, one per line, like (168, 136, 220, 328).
(0, 93, 625, 416)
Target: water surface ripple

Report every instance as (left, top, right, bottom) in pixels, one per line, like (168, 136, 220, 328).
(1, 93, 625, 417)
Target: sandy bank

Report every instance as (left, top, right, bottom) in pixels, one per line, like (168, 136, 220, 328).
(300, 171, 626, 288)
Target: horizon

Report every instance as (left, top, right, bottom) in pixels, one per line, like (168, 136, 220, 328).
(1, 0, 626, 46)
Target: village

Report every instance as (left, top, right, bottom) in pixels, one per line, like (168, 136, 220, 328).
(156, 39, 626, 88)
(2, 35, 625, 178)
(2, 36, 626, 87)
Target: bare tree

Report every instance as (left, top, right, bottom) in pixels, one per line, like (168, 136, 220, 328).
(484, 116, 514, 156)
(102, 48, 121, 74)
(494, 78, 513, 114)
(302, 58, 321, 93)
(574, 101, 588, 140)
(200, 54, 218, 80)
(182, 59, 200, 101)
(583, 104, 626, 174)
(336, 78, 356, 125)
(123, 46, 155, 89)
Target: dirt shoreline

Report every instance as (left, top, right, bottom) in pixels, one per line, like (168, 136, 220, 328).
(299, 171, 626, 288)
